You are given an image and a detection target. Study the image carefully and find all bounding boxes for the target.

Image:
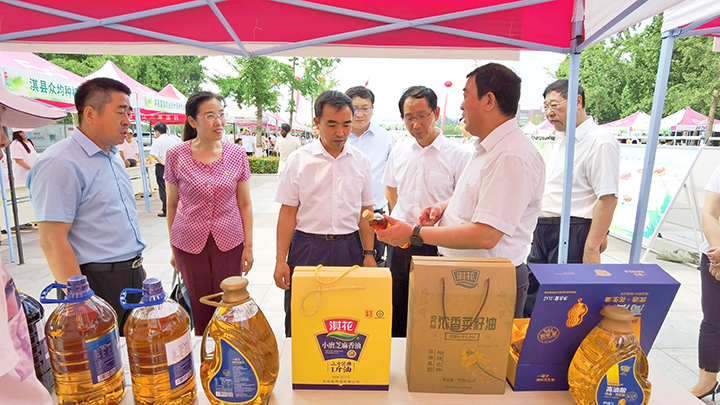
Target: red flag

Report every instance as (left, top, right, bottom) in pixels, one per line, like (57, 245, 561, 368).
(364, 78, 369, 87)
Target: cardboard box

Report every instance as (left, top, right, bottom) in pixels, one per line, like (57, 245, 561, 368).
(291, 266, 392, 390)
(406, 257, 517, 394)
(507, 263, 680, 391)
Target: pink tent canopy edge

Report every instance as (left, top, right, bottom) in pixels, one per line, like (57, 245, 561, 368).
(675, 106, 720, 131)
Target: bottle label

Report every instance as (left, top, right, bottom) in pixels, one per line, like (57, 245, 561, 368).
(37, 317, 50, 361)
(208, 339, 259, 403)
(595, 356, 645, 405)
(86, 327, 123, 385)
(165, 330, 194, 390)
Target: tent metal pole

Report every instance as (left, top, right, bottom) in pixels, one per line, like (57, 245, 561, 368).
(0, 149, 16, 263)
(679, 26, 720, 38)
(205, 0, 249, 57)
(557, 52, 581, 264)
(576, 0, 649, 52)
(678, 14, 720, 36)
(134, 95, 151, 213)
(3, 127, 23, 264)
(629, 30, 676, 263)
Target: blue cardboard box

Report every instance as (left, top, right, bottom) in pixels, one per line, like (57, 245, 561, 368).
(507, 263, 680, 391)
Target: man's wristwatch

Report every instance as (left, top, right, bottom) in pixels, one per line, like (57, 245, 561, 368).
(363, 250, 377, 257)
(410, 225, 423, 247)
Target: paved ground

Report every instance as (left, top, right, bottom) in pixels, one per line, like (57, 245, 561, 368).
(1, 174, 709, 401)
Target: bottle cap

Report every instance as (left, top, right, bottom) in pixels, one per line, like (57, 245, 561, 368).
(600, 305, 635, 334)
(361, 210, 374, 221)
(142, 278, 164, 298)
(220, 276, 251, 304)
(66, 275, 90, 298)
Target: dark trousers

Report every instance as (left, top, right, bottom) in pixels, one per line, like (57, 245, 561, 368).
(388, 244, 438, 337)
(523, 217, 592, 318)
(77, 259, 145, 336)
(700, 253, 720, 372)
(284, 230, 363, 337)
(156, 163, 166, 213)
(173, 235, 245, 335)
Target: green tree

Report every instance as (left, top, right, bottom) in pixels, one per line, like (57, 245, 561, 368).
(296, 57, 340, 122)
(212, 56, 290, 145)
(37, 54, 206, 95)
(554, 15, 720, 123)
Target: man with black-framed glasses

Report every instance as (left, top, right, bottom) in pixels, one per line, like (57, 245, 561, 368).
(523, 79, 620, 317)
(345, 86, 395, 265)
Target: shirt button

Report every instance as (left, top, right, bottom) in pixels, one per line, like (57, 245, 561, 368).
(207, 220, 212, 225)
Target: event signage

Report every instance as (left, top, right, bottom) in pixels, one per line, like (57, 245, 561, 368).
(3, 65, 79, 107)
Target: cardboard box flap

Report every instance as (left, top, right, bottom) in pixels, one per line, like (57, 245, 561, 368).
(530, 263, 681, 286)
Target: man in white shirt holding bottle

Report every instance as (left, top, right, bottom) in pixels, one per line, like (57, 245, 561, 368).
(273, 90, 377, 337)
(149, 122, 181, 217)
(345, 86, 396, 265)
(376, 63, 545, 318)
(383, 85, 471, 337)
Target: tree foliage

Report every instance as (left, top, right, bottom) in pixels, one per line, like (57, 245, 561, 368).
(554, 15, 720, 123)
(286, 57, 340, 121)
(37, 54, 206, 95)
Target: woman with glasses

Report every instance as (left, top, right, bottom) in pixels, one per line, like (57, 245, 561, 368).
(164, 91, 254, 334)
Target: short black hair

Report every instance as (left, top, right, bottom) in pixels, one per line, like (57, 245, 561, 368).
(466, 63, 521, 117)
(280, 123, 292, 137)
(345, 86, 375, 104)
(314, 91, 353, 119)
(543, 79, 585, 108)
(75, 77, 131, 125)
(398, 86, 438, 117)
(153, 122, 167, 134)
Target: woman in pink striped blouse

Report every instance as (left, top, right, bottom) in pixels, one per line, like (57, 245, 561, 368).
(165, 91, 254, 334)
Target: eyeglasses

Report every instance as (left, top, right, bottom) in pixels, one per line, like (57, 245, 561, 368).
(404, 112, 434, 124)
(353, 107, 373, 115)
(200, 112, 226, 122)
(542, 100, 567, 113)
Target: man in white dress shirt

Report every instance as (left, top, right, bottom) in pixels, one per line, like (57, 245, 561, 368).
(345, 86, 396, 265)
(149, 122, 181, 217)
(523, 80, 619, 317)
(383, 85, 471, 337)
(377, 63, 545, 317)
(274, 90, 377, 337)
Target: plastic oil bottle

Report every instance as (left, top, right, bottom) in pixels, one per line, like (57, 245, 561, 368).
(568, 305, 651, 405)
(121, 278, 196, 405)
(199, 276, 279, 405)
(19, 291, 55, 391)
(40, 275, 125, 405)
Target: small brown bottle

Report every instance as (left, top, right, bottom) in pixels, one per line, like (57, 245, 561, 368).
(362, 210, 410, 249)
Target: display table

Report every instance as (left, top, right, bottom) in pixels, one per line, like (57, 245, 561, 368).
(52, 338, 702, 404)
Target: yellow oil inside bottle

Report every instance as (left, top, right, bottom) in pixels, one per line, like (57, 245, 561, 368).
(124, 279, 197, 405)
(44, 276, 125, 405)
(199, 277, 279, 405)
(568, 305, 651, 405)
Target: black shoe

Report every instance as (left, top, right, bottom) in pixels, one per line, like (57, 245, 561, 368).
(158, 212, 166, 217)
(696, 381, 719, 400)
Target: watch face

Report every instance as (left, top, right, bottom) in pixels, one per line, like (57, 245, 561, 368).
(410, 235, 422, 247)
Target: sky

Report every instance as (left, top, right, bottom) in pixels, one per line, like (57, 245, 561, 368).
(202, 51, 566, 126)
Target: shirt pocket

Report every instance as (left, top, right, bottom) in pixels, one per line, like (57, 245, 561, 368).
(457, 183, 480, 223)
(427, 171, 453, 200)
(340, 175, 363, 206)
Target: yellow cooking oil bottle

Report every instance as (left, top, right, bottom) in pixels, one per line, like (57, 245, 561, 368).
(40, 275, 125, 404)
(121, 278, 196, 405)
(568, 305, 651, 405)
(199, 276, 279, 405)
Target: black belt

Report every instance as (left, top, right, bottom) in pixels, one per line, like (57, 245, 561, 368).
(80, 256, 144, 271)
(537, 216, 591, 225)
(295, 230, 358, 241)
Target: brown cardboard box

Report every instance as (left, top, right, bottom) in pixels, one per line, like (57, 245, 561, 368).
(406, 257, 516, 394)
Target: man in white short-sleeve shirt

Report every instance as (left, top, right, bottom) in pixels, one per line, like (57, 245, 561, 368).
(377, 63, 545, 318)
(274, 90, 377, 337)
(345, 86, 396, 265)
(149, 122, 181, 217)
(523, 80, 619, 317)
(382, 85, 470, 336)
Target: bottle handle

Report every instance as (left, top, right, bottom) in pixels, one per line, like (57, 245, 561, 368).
(40, 282, 92, 304)
(120, 288, 168, 309)
(199, 292, 227, 308)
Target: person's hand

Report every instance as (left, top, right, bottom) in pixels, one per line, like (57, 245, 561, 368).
(376, 216, 413, 247)
(274, 261, 291, 290)
(583, 246, 602, 264)
(241, 246, 254, 275)
(599, 234, 609, 254)
(363, 255, 378, 267)
(710, 261, 720, 281)
(170, 254, 176, 269)
(707, 247, 720, 263)
(417, 204, 444, 226)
